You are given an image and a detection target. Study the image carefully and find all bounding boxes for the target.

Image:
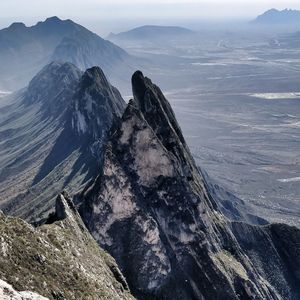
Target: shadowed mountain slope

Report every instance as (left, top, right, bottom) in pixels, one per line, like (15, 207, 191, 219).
(0, 62, 126, 222)
(0, 192, 134, 299)
(0, 16, 130, 91)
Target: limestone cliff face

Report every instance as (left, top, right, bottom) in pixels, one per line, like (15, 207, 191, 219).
(0, 192, 134, 300)
(79, 71, 300, 300)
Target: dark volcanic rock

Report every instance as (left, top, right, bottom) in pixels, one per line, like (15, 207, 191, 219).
(79, 71, 300, 299)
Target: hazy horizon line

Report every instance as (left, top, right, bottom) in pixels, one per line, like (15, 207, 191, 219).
(1, 6, 300, 36)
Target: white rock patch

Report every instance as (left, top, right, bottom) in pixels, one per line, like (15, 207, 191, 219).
(0, 237, 9, 257)
(135, 128, 175, 186)
(84, 92, 93, 114)
(120, 118, 135, 145)
(0, 279, 48, 300)
(93, 156, 137, 246)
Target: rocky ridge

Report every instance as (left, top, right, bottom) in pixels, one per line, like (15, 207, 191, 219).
(0, 62, 126, 221)
(78, 71, 300, 300)
(0, 192, 134, 300)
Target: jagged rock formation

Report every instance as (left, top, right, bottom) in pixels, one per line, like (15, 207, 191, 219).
(0, 62, 125, 222)
(0, 16, 130, 91)
(0, 192, 134, 300)
(79, 71, 300, 299)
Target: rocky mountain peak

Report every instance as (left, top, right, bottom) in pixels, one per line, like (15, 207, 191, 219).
(71, 66, 126, 139)
(132, 71, 187, 149)
(24, 61, 82, 107)
(79, 71, 237, 298)
(53, 192, 78, 222)
(0, 63, 126, 221)
(130, 71, 209, 202)
(253, 8, 300, 25)
(79, 71, 300, 299)
(82, 66, 111, 88)
(35, 16, 73, 31)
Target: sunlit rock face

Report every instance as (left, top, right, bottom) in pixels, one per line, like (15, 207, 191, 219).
(79, 71, 300, 299)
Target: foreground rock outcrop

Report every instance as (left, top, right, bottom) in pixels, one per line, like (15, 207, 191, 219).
(0, 192, 134, 300)
(0, 279, 48, 300)
(79, 71, 300, 299)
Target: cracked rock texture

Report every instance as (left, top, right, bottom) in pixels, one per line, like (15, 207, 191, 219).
(79, 71, 300, 300)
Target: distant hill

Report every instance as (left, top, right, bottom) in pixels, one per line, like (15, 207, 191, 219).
(0, 17, 130, 91)
(108, 25, 195, 41)
(253, 9, 300, 25)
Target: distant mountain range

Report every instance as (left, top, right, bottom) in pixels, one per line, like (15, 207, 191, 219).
(0, 17, 131, 91)
(253, 9, 300, 25)
(108, 25, 195, 41)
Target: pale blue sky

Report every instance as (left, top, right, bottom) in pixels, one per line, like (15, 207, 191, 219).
(1, 0, 300, 35)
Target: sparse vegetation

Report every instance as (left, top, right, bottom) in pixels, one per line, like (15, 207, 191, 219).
(0, 198, 134, 300)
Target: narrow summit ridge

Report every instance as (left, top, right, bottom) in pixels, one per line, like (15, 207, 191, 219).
(79, 71, 300, 300)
